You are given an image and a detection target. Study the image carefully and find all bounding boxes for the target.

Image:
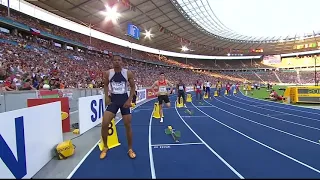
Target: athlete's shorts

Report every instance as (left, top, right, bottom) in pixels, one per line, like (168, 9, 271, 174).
(178, 90, 185, 98)
(205, 87, 210, 93)
(158, 95, 170, 105)
(106, 95, 131, 115)
(106, 102, 131, 115)
(196, 89, 201, 94)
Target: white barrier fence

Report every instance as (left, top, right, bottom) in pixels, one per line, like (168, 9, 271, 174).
(0, 102, 63, 179)
(78, 89, 147, 134)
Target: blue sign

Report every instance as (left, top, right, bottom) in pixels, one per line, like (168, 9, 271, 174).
(90, 99, 105, 122)
(127, 23, 140, 40)
(0, 116, 27, 179)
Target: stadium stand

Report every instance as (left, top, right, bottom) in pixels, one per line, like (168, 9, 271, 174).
(1, 4, 320, 90)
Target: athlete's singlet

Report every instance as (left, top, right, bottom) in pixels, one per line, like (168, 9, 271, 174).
(158, 80, 168, 95)
(109, 68, 129, 104)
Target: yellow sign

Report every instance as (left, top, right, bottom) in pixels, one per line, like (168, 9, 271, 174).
(98, 118, 121, 151)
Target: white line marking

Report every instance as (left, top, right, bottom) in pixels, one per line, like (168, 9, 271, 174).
(228, 95, 320, 122)
(190, 101, 320, 174)
(237, 91, 320, 115)
(213, 97, 320, 131)
(66, 98, 156, 179)
(195, 106, 213, 107)
(151, 142, 204, 146)
(175, 100, 244, 179)
(207, 98, 320, 145)
(180, 116, 207, 118)
(148, 107, 156, 179)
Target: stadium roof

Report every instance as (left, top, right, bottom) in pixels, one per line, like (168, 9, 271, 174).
(26, 0, 320, 56)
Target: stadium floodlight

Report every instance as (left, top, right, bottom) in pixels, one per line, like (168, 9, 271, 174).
(144, 30, 153, 39)
(181, 46, 189, 51)
(103, 5, 120, 23)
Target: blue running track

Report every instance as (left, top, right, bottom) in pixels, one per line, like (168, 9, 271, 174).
(68, 89, 320, 178)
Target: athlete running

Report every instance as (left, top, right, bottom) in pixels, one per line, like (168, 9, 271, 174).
(205, 80, 211, 98)
(195, 80, 202, 100)
(226, 82, 231, 95)
(151, 72, 174, 123)
(216, 80, 222, 96)
(100, 55, 136, 160)
(176, 79, 187, 107)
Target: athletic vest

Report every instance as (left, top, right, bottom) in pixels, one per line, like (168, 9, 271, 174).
(177, 83, 184, 91)
(195, 83, 201, 89)
(205, 82, 211, 87)
(109, 68, 128, 95)
(158, 80, 168, 94)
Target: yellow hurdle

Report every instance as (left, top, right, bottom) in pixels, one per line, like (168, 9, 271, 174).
(186, 94, 192, 102)
(177, 97, 184, 108)
(98, 118, 121, 151)
(153, 102, 164, 118)
(224, 90, 228, 95)
(214, 91, 218, 97)
(204, 93, 208, 99)
(233, 89, 237, 94)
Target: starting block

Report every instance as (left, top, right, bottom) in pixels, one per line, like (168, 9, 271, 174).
(153, 102, 164, 118)
(184, 109, 194, 115)
(214, 91, 218, 97)
(186, 94, 192, 102)
(131, 103, 136, 108)
(176, 97, 184, 108)
(165, 126, 181, 142)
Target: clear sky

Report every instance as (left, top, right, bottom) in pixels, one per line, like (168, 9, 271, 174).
(183, 0, 320, 39)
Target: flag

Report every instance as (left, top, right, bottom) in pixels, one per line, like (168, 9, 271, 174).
(30, 28, 40, 36)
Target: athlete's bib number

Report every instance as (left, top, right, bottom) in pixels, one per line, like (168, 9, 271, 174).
(159, 86, 167, 93)
(112, 82, 126, 94)
(178, 86, 184, 90)
(196, 85, 200, 89)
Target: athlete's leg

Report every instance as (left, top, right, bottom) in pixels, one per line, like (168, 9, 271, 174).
(182, 91, 186, 104)
(158, 96, 164, 122)
(120, 107, 136, 159)
(132, 91, 137, 104)
(164, 95, 171, 108)
(196, 91, 199, 100)
(100, 103, 118, 159)
(178, 91, 182, 104)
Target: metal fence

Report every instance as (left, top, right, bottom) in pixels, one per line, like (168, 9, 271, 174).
(0, 88, 104, 113)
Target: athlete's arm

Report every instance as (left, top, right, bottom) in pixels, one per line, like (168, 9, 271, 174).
(103, 71, 110, 103)
(167, 80, 174, 92)
(127, 70, 136, 102)
(151, 81, 158, 94)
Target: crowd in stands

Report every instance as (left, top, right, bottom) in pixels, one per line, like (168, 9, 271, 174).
(1, 5, 320, 92)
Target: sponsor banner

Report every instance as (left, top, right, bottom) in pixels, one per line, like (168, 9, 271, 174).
(146, 88, 157, 99)
(0, 102, 63, 178)
(136, 89, 146, 103)
(78, 95, 105, 134)
(27, 97, 71, 133)
(186, 86, 194, 92)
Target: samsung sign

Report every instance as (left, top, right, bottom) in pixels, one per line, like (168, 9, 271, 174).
(127, 23, 140, 40)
